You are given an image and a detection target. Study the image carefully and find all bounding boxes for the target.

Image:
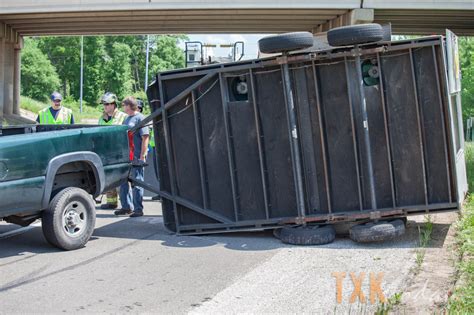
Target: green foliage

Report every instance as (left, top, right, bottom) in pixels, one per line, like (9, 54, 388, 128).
(375, 292, 403, 315)
(150, 35, 187, 74)
(20, 95, 47, 114)
(460, 38, 474, 123)
(448, 142, 474, 313)
(105, 35, 187, 90)
(21, 34, 187, 110)
(82, 36, 107, 104)
(103, 42, 133, 99)
(37, 36, 81, 97)
(20, 38, 61, 102)
(61, 96, 103, 121)
(448, 196, 474, 313)
(466, 142, 474, 192)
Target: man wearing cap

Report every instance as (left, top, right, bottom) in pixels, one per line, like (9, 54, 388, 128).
(98, 92, 128, 126)
(98, 92, 128, 210)
(36, 92, 74, 124)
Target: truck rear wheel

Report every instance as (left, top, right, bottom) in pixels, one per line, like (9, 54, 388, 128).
(42, 187, 96, 250)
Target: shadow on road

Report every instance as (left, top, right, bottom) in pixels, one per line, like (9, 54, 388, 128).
(0, 225, 61, 262)
(0, 217, 452, 261)
(91, 216, 452, 251)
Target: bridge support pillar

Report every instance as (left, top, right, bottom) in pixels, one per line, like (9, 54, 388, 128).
(0, 23, 5, 121)
(314, 8, 374, 33)
(13, 37, 23, 115)
(0, 23, 23, 123)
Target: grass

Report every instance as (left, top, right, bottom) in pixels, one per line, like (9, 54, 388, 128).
(466, 142, 474, 191)
(447, 142, 474, 313)
(20, 96, 102, 123)
(375, 292, 403, 315)
(412, 215, 434, 274)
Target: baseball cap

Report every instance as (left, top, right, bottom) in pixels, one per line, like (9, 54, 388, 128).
(51, 92, 62, 101)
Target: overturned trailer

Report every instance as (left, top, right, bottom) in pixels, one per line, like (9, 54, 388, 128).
(143, 26, 467, 243)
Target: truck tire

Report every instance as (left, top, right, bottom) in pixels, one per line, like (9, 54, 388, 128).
(349, 219, 405, 243)
(42, 187, 96, 250)
(258, 32, 314, 54)
(274, 225, 336, 245)
(327, 24, 384, 47)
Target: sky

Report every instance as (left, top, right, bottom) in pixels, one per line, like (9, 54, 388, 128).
(180, 33, 271, 60)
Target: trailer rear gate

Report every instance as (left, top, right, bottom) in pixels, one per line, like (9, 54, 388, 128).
(146, 36, 465, 234)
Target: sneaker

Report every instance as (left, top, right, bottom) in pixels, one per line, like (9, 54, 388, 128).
(151, 195, 161, 201)
(100, 203, 118, 210)
(129, 212, 144, 217)
(114, 209, 133, 216)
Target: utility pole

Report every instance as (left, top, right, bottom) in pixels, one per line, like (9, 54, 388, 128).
(80, 35, 84, 113)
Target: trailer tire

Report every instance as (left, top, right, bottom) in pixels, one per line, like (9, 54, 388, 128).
(258, 32, 314, 54)
(327, 23, 384, 47)
(275, 225, 336, 245)
(349, 219, 405, 243)
(42, 187, 96, 250)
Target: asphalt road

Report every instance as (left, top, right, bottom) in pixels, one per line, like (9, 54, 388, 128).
(0, 201, 453, 313)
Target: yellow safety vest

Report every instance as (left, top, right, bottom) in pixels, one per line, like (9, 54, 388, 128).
(38, 107, 73, 124)
(149, 127, 155, 148)
(99, 109, 128, 125)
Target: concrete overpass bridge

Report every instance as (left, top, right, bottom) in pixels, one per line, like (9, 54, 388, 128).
(1, 0, 473, 122)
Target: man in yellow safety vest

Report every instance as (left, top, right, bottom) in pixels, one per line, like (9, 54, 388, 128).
(98, 92, 128, 209)
(98, 92, 128, 126)
(36, 92, 74, 124)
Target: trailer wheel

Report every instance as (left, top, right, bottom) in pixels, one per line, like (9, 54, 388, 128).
(42, 187, 96, 250)
(327, 23, 384, 47)
(349, 219, 405, 243)
(258, 32, 314, 54)
(274, 225, 336, 245)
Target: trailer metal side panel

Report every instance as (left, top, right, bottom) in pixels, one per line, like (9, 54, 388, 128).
(147, 36, 464, 234)
(254, 68, 298, 218)
(381, 52, 426, 206)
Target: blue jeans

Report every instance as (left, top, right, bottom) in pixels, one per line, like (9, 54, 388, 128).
(120, 165, 145, 213)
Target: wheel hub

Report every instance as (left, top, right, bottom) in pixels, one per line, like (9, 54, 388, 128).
(62, 202, 86, 237)
(66, 211, 81, 227)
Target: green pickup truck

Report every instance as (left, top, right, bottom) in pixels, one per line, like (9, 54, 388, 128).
(0, 124, 131, 250)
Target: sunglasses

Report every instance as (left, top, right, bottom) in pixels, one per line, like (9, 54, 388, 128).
(103, 103, 114, 106)
(53, 99, 61, 103)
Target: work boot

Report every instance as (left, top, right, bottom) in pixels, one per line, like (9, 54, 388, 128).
(100, 203, 117, 210)
(129, 211, 144, 218)
(114, 209, 133, 216)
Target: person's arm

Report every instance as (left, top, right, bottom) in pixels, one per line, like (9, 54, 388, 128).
(140, 134, 150, 161)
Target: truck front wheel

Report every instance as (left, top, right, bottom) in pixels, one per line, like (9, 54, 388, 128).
(42, 187, 96, 250)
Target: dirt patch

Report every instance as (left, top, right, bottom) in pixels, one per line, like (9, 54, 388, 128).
(397, 212, 459, 313)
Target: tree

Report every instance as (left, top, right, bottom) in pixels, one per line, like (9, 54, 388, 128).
(82, 36, 107, 104)
(106, 35, 187, 91)
(105, 35, 147, 91)
(149, 35, 187, 76)
(103, 42, 133, 99)
(37, 36, 81, 97)
(21, 38, 61, 102)
(459, 37, 474, 122)
(23, 34, 187, 104)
